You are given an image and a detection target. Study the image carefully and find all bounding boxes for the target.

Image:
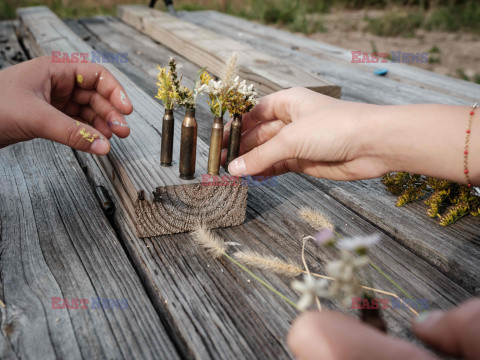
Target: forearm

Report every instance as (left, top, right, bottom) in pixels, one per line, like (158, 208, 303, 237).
(365, 104, 479, 185)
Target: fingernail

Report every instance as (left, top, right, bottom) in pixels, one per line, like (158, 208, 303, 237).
(228, 158, 246, 175)
(120, 90, 129, 106)
(90, 138, 110, 155)
(415, 310, 444, 325)
(107, 118, 129, 129)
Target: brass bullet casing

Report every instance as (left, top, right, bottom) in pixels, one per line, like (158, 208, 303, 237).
(179, 108, 197, 180)
(207, 116, 224, 175)
(160, 109, 174, 166)
(225, 113, 242, 172)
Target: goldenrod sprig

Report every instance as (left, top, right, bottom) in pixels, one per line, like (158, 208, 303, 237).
(156, 57, 202, 110)
(155, 64, 179, 110)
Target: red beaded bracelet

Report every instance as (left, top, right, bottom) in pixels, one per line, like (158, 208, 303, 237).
(464, 103, 478, 188)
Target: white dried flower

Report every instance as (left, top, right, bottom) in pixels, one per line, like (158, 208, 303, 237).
(227, 76, 240, 93)
(337, 234, 381, 253)
(312, 229, 335, 245)
(194, 80, 206, 94)
(326, 250, 369, 306)
(291, 274, 330, 311)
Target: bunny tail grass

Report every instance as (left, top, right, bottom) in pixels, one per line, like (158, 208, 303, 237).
(234, 251, 302, 278)
(298, 207, 334, 230)
(191, 225, 228, 258)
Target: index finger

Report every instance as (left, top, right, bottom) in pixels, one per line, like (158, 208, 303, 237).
(288, 311, 437, 360)
(242, 90, 293, 132)
(72, 62, 133, 115)
(222, 90, 291, 147)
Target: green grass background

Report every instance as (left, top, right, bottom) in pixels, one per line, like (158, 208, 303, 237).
(2, 0, 479, 35)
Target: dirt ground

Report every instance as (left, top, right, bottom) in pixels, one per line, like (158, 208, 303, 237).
(306, 10, 480, 81)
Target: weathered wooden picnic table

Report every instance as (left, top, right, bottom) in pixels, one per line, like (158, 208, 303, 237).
(0, 5, 479, 359)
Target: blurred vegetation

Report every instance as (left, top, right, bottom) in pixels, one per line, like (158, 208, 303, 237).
(474, 73, 480, 85)
(0, 0, 123, 19)
(174, 0, 327, 33)
(365, 10, 423, 37)
(456, 68, 480, 84)
(365, 1, 480, 36)
(1, 0, 479, 35)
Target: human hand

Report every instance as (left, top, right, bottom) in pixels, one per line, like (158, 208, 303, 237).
(0, 56, 133, 155)
(223, 87, 479, 186)
(287, 299, 480, 360)
(223, 87, 387, 180)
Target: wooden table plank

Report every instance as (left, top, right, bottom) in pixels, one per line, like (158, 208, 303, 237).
(0, 20, 179, 360)
(0, 141, 179, 360)
(55, 15, 476, 359)
(179, 10, 480, 104)
(177, 10, 480, 294)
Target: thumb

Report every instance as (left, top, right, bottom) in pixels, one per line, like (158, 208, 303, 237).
(30, 99, 110, 155)
(412, 299, 480, 359)
(228, 125, 293, 176)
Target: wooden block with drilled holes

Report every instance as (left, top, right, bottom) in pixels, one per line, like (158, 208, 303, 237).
(18, 6, 248, 238)
(117, 5, 341, 98)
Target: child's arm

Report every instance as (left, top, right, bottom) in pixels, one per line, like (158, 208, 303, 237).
(225, 87, 479, 186)
(0, 56, 133, 155)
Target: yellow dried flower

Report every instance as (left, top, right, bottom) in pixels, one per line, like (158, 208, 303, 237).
(155, 65, 179, 109)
